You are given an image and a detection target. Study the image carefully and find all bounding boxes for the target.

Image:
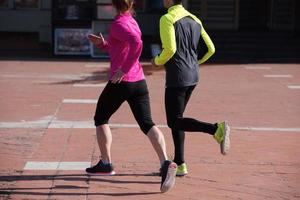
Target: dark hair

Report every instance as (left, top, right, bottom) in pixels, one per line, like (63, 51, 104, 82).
(173, 0, 182, 4)
(112, 0, 134, 13)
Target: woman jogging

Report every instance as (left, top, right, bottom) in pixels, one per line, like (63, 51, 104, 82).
(86, 0, 177, 193)
(152, 0, 231, 176)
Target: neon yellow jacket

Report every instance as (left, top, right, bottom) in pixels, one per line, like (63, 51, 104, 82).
(154, 4, 215, 66)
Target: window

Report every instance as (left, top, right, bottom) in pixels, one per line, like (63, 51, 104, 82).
(53, 0, 93, 20)
(96, 4, 116, 20)
(0, 0, 9, 8)
(14, 0, 40, 9)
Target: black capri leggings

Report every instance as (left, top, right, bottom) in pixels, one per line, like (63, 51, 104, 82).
(165, 85, 217, 133)
(94, 80, 155, 134)
(165, 85, 218, 165)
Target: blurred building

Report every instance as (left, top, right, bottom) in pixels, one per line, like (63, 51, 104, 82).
(0, 0, 299, 62)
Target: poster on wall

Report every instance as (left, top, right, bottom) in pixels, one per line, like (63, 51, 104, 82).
(54, 28, 91, 55)
(91, 21, 111, 58)
(15, 0, 40, 9)
(0, 0, 9, 8)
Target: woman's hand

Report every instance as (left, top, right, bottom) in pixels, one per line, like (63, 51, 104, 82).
(111, 69, 125, 84)
(88, 33, 105, 46)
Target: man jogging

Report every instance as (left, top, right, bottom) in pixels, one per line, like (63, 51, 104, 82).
(152, 0, 230, 176)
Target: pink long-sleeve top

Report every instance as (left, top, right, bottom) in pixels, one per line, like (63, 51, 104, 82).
(98, 12, 145, 82)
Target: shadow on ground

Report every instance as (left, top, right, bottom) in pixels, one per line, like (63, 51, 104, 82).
(50, 70, 109, 85)
(0, 173, 161, 197)
(48, 64, 164, 86)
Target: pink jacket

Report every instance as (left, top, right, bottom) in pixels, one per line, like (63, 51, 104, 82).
(98, 12, 145, 82)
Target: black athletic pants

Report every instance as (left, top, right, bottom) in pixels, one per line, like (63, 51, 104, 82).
(94, 80, 155, 134)
(165, 85, 218, 165)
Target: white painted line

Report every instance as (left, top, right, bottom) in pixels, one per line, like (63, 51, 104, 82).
(0, 121, 49, 129)
(49, 122, 300, 132)
(58, 162, 91, 170)
(263, 75, 293, 78)
(24, 162, 59, 170)
(1, 119, 300, 132)
(234, 127, 300, 132)
(111, 124, 168, 128)
(24, 162, 90, 170)
(0, 73, 96, 80)
(140, 62, 151, 65)
(48, 122, 300, 132)
(245, 66, 271, 70)
(85, 63, 110, 68)
(73, 83, 107, 88)
(0, 116, 53, 129)
(49, 121, 167, 129)
(62, 99, 97, 104)
(49, 120, 94, 129)
(287, 85, 300, 89)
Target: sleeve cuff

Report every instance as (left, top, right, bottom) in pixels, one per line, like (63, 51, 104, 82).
(154, 56, 163, 66)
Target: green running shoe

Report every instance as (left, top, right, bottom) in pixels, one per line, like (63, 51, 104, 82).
(214, 121, 230, 155)
(176, 163, 188, 176)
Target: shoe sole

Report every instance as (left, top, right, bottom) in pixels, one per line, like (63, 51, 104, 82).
(160, 162, 177, 193)
(221, 121, 230, 155)
(86, 171, 116, 176)
(176, 172, 188, 177)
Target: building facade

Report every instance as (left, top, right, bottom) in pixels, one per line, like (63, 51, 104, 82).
(0, 0, 299, 60)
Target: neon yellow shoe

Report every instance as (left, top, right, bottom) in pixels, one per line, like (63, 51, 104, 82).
(214, 121, 230, 155)
(176, 163, 188, 176)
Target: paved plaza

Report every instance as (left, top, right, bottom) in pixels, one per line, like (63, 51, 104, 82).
(0, 61, 299, 200)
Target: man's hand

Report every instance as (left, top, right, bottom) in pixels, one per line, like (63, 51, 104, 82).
(88, 33, 105, 46)
(151, 58, 163, 67)
(111, 69, 125, 84)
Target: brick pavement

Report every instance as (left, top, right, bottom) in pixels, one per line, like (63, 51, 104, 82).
(0, 61, 299, 200)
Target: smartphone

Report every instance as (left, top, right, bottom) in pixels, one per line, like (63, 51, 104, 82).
(88, 34, 101, 39)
